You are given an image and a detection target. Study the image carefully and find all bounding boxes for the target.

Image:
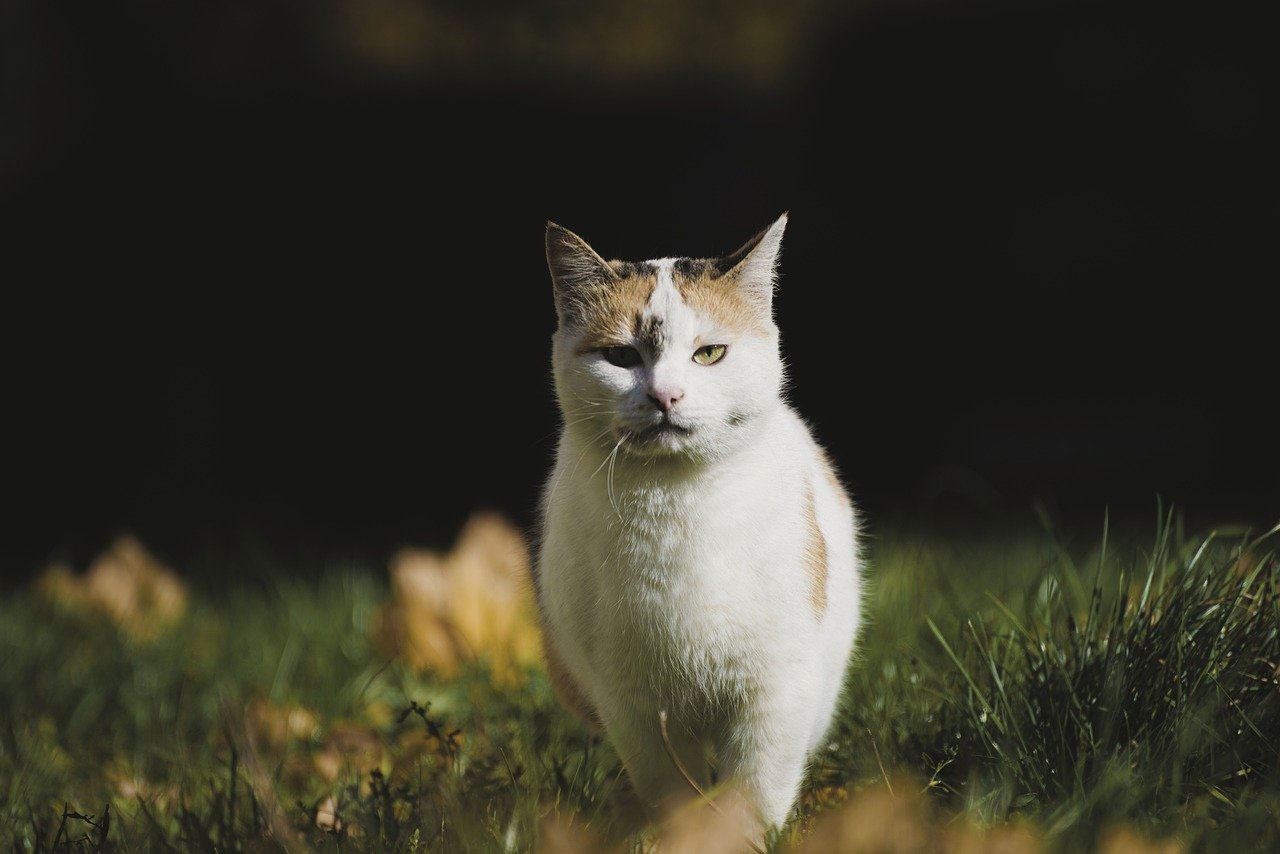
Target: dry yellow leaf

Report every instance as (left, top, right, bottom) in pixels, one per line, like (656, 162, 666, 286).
(375, 512, 541, 681)
(36, 534, 187, 643)
(245, 697, 320, 750)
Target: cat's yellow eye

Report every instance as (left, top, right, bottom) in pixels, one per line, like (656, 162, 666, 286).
(693, 344, 727, 366)
(602, 346, 643, 368)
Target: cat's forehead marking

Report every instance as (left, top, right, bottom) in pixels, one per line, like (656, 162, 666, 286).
(574, 263, 656, 347)
(636, 259, 681, 353)
(574, 253, 769, 348)
(644, 259, 682, 314)
(611, 260, 656, 278)
(640, 258, 700, 353)
(673, 258, 771, 337)
(638, 315, 666, 352)
(673, 257, 721, 278)
(635, 256, 771, 341)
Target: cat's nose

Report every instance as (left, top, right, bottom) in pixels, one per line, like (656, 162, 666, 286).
(648, 386, 685, 414)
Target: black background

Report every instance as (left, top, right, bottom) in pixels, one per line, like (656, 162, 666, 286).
(5, 0, 1276, 581)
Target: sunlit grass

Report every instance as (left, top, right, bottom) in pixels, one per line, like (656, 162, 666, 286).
(2, 511, 1277, 851)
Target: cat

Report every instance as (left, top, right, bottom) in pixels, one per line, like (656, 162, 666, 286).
(535, 214, 862, 832)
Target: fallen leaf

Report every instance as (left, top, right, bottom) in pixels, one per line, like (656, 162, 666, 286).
(375, 512, 540, 681)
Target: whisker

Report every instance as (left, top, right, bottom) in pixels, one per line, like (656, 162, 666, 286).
(606, 440, 624, 520)
(546, 426, 615, 505)
(590, 436, 625, 481)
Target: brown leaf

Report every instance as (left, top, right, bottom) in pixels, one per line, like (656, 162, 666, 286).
(35, 534, 187, 642)
(376, 512, 540, 681)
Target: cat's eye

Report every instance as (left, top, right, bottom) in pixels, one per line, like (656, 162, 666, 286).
(693, 344, 727, 366)
(602, 346, 642, 368)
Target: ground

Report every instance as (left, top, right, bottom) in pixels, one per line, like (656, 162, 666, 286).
(2, 511, 1277, 852)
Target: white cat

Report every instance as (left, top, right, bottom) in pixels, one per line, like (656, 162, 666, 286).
(535, 214, 862, 831)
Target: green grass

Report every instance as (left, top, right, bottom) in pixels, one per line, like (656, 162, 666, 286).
(2, 511, 1278, 851)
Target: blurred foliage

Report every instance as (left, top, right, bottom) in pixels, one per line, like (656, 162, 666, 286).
(326, 0, 831, 85)
(2, 511, 1278, 851)
(35, 536, 187, 645)
(374, 513, 541, 682)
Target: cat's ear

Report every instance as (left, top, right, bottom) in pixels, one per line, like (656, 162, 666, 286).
(719, 213, 787, 306)
(546, 222, 618, 320)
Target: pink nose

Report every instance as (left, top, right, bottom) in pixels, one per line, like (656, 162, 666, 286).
(648, 386, 685, 414)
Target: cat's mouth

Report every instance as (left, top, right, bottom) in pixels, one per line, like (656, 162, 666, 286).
(619, 419, 693, 446)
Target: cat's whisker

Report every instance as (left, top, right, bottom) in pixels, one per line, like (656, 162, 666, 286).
(535, 413, 610, 446)
(606, 439, 624, 519)
(565, 385, 615, 407)
(547, 425, 617, 505)
(561, 414, 608, 431)
(589, 436, 625, 481)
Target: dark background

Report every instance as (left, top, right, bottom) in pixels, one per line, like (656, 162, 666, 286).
(4, 0, 1276, 581)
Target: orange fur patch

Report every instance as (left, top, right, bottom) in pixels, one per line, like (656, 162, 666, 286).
(573, 263, 657, 348)
(674, 266, 771, 337)
(803, 483, 829, 617)
(816, 443, 849, 506)
(560, 256, 771, 345)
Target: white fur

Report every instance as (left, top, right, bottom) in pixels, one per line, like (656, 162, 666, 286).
(537, 218, 861, 828)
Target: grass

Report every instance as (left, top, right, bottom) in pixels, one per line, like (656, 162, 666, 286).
(2, 509, 1278, 851)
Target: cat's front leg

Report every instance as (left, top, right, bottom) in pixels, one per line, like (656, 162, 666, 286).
(719, 694, 818, 830)
(597, 692, 709, 818)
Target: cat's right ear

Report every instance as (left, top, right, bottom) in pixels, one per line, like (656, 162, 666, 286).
(545, 222, 618, 321)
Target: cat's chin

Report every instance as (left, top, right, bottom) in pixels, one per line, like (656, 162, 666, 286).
(614, 422, 696, 457)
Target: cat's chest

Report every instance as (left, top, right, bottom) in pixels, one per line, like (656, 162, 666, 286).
(606, 562, 762, 705)
(587, 484, 779, 683)
(597, 481, 747, 587)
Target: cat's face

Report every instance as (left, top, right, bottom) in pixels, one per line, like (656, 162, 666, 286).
(547, 216, 787, 462)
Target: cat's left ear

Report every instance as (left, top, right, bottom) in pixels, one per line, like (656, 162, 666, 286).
(545, 221, 618, 323)
(719, 213, 787, 308)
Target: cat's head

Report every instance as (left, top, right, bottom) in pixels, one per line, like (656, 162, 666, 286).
(546, 215, 787, 462)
